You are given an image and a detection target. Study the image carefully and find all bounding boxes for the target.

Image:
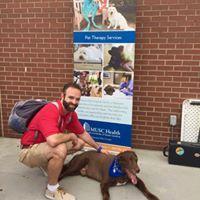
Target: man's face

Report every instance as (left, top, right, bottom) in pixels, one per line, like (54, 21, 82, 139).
(62, 87, 81, 112)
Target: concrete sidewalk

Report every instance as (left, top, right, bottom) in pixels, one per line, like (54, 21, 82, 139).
(0, 137, 199, 200)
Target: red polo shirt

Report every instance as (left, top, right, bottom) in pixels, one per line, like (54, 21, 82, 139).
(21, 100, 84, 146)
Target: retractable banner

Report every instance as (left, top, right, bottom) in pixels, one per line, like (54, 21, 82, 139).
(73, 0, 136, 151)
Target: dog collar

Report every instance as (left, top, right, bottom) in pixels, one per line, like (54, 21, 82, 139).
(109, 158, 125, 177)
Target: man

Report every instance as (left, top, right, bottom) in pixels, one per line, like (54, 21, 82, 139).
(19, 83, 108, 200)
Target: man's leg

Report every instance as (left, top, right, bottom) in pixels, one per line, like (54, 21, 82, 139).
(19, 139, 85, 200)
(45, 139, 84, 200)
(46, 143, 67, 185)
(40, 138, 85, 177)
(19, 143, 74, 200)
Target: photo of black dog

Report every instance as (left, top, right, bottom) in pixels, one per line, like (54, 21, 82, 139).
(104, 85, 115, 96)
(104, 44, 134, 72)
(59, 150, 159, 200)
(107, 46, 124, 70)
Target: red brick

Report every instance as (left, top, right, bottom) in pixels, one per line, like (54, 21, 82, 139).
(176, 55, 192, 60)
(181, 93, 197, 99)
(161, 10, 177, 16)
(169, 4, 187, 10)
(143, 11, 160, 16)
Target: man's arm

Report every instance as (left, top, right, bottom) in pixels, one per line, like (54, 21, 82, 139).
(78, 130, 109, 154)
(46, 133, 78, 147)
(78, 130, 99, 149)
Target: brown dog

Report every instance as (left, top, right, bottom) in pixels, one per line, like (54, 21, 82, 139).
(59, 150, 159, 200)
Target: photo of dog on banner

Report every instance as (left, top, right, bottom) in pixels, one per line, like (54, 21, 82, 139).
(103, 72, 133, 98)
(74, 70, 103, 97)
(104, 43, 135, 72)
(74, 44, 103, 64)
(73, 0, 136, 31)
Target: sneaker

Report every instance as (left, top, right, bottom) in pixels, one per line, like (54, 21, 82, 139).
(45, 187, 76, 200)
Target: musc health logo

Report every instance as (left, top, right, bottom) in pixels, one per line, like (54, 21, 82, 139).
(83, 122, 120, 135)
(83, 122, 91, 132)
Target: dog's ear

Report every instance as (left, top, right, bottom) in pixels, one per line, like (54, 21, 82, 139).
(118, 45, 124, 52)
(117, 153, 125, 161)
(108, 49, 113, 55)
(127, 150, 138, 161)
(132, 151, 138, 160)
(98, 87, 102, 93)
(104, 85, 108, 92)
(117, 152, 129, 168)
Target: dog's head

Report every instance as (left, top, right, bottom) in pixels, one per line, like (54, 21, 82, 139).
(90, 85, 102, 97)
(82, 84, 91, 96)
(117, 150, 140, 184)
(108, 6, 117, 17)
(108, 46, 124, 68)
(74, 45, 102, 63)
(108, 46, 124, 56)
(75, 47, 89, 61)
(104, 85, 115, 95)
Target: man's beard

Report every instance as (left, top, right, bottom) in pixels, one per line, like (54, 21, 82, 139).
(63, 100, 78, 112)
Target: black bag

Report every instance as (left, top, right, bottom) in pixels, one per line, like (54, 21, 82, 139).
(163, 139, 200, 168)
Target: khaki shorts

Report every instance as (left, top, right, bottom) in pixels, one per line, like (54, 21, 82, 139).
(19, 141, 75, 168)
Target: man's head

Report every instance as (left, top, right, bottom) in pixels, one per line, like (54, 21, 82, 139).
(61, 83, 82, 112)
(122, 74, 131, 83)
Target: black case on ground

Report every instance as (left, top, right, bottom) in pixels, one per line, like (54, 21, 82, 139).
(163, 139, 200, 168)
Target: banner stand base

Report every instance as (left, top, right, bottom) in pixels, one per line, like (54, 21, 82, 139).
(83, 143, 132, 154)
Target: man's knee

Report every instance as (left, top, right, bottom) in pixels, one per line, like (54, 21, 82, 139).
(53, 143, 68, 160)
(75, 139, 85, 151)
(79, 139, 85, 150)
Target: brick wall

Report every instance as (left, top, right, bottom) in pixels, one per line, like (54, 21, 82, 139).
(0, 0, 74, 137)
(134, 0, 200, 150)
(1, 0, 200, 150)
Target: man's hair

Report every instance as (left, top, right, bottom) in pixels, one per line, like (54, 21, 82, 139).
(122, 74, 132, 81)
(62, 82, 82, 94)
(126, 74, 132, 81)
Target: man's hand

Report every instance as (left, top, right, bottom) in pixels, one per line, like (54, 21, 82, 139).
(69, 133, 78, 147)
(100, 148, 110, 155)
